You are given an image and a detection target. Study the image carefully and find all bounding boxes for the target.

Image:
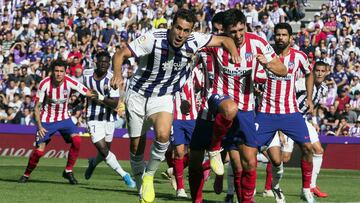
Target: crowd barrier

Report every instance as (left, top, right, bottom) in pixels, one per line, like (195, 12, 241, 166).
(0, 124, 359, 170)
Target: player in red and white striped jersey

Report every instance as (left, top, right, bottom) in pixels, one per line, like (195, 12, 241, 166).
(188, 9, 287, 203)
(18, 59, 95, 184)
(255, 23, 316, 203)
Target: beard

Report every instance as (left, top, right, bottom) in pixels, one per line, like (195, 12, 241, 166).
(275, 41, 290, 51)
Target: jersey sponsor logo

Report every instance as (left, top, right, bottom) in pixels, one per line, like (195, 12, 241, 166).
(162, 60, 187, 71)
(245, 52, 253, 62)
(268, 72, 292, 81)
(223, 68, 252, 77)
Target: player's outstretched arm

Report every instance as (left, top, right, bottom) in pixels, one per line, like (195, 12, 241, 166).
(89, 89, 119, 109)
(206, 35, 241, 64)
(110, 47, 132, 90)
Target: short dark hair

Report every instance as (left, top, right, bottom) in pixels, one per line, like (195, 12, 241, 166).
(173, 9, 196, 27)
(96, 51, 111, 61)
(50, 59, 68, 72)
(313, 61, 327, 71)
(274, 23, 292, 36)
(211, 11, 224, 27)
(222, 9, 246, 30)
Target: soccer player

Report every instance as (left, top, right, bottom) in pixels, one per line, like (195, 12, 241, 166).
(267, 61, 329, 199)
(255, 23, 316, 203)
(83, 51, 135, 188)
(110, 9, 240, 203)
(18, 59, 95, 184)
(189, 9, 287, 203)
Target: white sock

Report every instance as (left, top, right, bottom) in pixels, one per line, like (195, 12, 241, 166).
(272, 162, 284, 189)
(310, 153, 323, 188)
(145, 140, 169, 176)
(130, 153, 145, 193)
(227, 163, 234, 195)
(105, 151, 127, 177)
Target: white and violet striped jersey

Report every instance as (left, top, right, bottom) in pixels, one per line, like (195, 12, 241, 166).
(127, 29, 212, 97)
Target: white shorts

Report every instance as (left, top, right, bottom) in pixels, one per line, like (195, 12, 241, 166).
(267, 120, 319, 152)
(125, 89, 173, 138)
(88, 120, 115, 143)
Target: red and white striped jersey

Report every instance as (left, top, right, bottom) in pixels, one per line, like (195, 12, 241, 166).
(173, 66, 203, 120)
(258, 48, 311, 114)
(197, 32, 276, 120)
(36, 76, 89, 123)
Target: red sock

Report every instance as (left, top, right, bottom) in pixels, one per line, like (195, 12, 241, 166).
(165, 150, 174, 168)
(210, 113, 233, 151)
(189, 169, 205, 203)
(202, 159, 210, 171)
(24, 149, 44, 176)
(183, 153, 189, 168)
(174, 158, 185, 190)
(66, 136, 81, 171)
(234, 170, 242, 202)
(241, 170, 256, 203)
(301, 159, 313, 189)
(265, 162, 273, 190)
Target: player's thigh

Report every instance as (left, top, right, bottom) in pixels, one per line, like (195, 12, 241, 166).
(57, 119, 79, 143)
(87, 120, 107, 143)
(125, 90, 147, 138)
(281, 113, 311, 144)
(104, 122, 115, 142)
(305, 120, 320, 144)
(189, 119, 213, 151)
(255, 112, 278, 147)
(237, 111, 257, 148)
(147, 94, 173, 139)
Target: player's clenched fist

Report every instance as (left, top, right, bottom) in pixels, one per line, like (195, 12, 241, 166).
(255, 54, 268, 66)
(110, 76, 124, 90)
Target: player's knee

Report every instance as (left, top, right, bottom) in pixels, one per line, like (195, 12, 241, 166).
(245, 158, 257, 170)
(99, 148, 110, 158)
(155, 127, 171, 142)
(271, 158, 282, 166)
(301, 143, 313, 156)
(314, 147, 324, 155)
(219, 99, 238, 120)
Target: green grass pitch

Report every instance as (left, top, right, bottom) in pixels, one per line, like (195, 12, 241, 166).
(0, 157, 359, 202)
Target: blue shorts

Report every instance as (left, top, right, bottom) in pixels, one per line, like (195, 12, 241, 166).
(222, 111, 258, 150)
(255, 112, 310, 147)
(208, 94, 231, 115)
(170, 119, 196, 146)
(36, 119, 79, 145)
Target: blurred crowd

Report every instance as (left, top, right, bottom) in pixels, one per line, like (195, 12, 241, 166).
(0, 0, 359, 137)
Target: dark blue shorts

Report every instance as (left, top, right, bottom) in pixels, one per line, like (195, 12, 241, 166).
(170, 119, 196, 146)
(36, 119, 79, 145)
(208, 94, 230, 115)
(222, 111, 258, 150)
(255, 112, 310, 147)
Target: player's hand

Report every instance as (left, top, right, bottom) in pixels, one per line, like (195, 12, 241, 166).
(306, 99, 314, 114)
(229, 52, 241, 64)
(37, 126, 48, 138)
(116, 102, 126, 115)
(255, 54, 268, 66)
(110, 75, 124, 90)
(180, 100, 191, 115)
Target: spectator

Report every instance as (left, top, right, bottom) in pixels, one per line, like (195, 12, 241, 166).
(323, 105, 341, 133)
(335, 117, 350, 136)
(113, 11, 128, 34)
(99, 22, 115, 46)
(152, 9, 167, 29)
(300, 37, 315, 56)
(342, 103, 358, 123)
(307, 12, 324, 33)
(260, 13, 274, 41)
(311, 24, 327, 46)
(296, 24, 310, 47)
(269, 2, 286, 25)
(334, 88, 351, 112)
(323, 13, 337, 41)
(349, 120, 360, 137)
(331, 63, 349, 90)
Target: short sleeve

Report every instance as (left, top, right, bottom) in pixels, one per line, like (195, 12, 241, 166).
(192, 32, 213, 50)
(36, 87, 45, 103)
(109, 87, 120, 98)
(128, 31, 156, 58)
(258, 39, 276, 62)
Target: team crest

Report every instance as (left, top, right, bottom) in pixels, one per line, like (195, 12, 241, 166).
(63, 90, 68, 97)
(245, 52, 253, 62)
(288, 61, 295, 72)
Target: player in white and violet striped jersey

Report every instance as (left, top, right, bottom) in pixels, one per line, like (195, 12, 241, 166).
(83, 51, 135, 189)
(255, 23, 316, 203)
(267, 61, 330, 199)
(19, 59, 95, 185)
(189, 9, 287, 203)
(110, 9, 241, 203)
